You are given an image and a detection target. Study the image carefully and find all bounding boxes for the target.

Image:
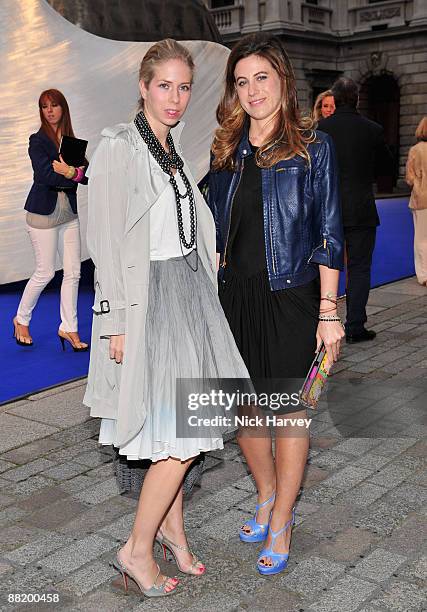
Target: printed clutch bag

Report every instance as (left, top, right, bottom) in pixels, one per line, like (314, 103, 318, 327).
(299, 342, 331, 409)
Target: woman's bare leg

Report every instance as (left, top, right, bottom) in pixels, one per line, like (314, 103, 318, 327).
(119, 456, 195, 591)
(157, 485, 205, 574)
(258, 412, 309, 567)
(237, 408, 276, 531)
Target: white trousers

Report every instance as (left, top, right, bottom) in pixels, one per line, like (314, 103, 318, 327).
(413, 209, 427, 286)
(16, 219, 81, 331)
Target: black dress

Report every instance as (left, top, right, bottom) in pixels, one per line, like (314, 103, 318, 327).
(218, 144, 320, 413)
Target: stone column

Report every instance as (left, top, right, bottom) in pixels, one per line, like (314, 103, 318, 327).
(291, 0, 304, 28)
(263, 0, 305, 30)
(262, 0, 288, 29)
(410, 0, 427, 25)
(241, 0, 261, 33)
(332, 0, 351, 35)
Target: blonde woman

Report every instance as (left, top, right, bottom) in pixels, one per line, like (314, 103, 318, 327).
(406, 116, 427, 285)
(312, 89, 335, 122)
(84, 40, 248, 597)
(208, 33, 344, 575)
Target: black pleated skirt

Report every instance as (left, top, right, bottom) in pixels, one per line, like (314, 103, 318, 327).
(219, 268, 320, 413)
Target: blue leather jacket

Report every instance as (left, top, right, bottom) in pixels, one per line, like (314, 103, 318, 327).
(208, 129, 344, 290)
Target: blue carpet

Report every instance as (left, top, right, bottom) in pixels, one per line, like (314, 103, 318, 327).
(0, 288, 92, 404)
(0, 196, 414, 404)
(338, 196, 414, 295)
(373, 197, 415, 286)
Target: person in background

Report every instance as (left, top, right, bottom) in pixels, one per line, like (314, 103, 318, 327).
(209, 33, 344, 576)
(318, 77, 393, 343)
(406, 116, 427, 286)
(312, 89, 335, 122)
(13, 89, 88, 351)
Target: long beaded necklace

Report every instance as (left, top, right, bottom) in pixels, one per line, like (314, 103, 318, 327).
(134, 111, 198, 270)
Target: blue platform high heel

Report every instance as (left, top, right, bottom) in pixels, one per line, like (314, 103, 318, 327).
(239, 491, 276, 543)
(256, 508, 295, 575)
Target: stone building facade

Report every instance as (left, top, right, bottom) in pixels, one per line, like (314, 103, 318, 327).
(205, 0, 427, 188)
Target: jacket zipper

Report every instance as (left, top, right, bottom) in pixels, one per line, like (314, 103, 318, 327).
(221, 159, 244, 268)
(325, 238, 330, 266)
(307, 237, 327, 264)
(268, 180, 277, 275)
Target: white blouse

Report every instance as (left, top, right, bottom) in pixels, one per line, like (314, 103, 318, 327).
(149, 172, 193, 260)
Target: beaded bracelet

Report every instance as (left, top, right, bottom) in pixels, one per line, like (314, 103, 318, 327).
(318, 314, 342, 322)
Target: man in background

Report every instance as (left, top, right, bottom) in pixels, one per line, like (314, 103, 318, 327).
(318, 77, 393, 343)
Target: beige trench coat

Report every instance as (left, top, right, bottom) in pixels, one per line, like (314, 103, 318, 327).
(406, 141, 427, 210)
(83, 121, 217, 446)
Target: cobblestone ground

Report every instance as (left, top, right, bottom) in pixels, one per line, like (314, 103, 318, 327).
(0, 277, 426, 612)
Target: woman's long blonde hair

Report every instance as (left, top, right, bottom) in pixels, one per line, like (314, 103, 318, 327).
(312, 89, 334, 123)
(212, 33, 315, 171)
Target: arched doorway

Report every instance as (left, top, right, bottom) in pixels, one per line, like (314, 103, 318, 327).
(359, 73, 400, 192)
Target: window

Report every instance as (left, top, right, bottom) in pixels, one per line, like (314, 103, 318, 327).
(210, 0, 235, 8)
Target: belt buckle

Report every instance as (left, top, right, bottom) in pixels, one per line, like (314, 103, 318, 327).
(100, 300, 110, 314)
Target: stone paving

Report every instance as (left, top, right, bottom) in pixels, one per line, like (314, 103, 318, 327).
(0, 276, 426, 611)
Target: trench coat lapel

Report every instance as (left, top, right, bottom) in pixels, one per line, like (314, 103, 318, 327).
(124, 121, 186, 234)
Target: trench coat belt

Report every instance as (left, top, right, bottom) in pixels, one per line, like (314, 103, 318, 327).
(92, 299, 126, 314)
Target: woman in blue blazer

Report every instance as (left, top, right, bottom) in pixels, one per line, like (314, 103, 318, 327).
(13, 89, 88, 351)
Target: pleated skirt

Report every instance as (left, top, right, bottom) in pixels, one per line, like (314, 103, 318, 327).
(219, 268, 320, 413)
(99, 252, 249, 461)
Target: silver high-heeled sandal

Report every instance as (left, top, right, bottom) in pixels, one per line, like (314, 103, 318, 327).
(156, 530, 205, 575)
(112, 551, 179, 597)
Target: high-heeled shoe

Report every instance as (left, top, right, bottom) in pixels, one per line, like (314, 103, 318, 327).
(111, 552, 179, 597)
(256, 508, 295, 575)
(239, 491, 276, 543)
(12, 318, 33, 347)
(58, 330, 89, 352)
(156, 530, 205, 575)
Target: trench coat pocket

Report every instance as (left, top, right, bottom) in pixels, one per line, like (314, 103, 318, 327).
(97, 337, 121, 391)
(98, 308, 126, 337)
(128, 283, 147, 307)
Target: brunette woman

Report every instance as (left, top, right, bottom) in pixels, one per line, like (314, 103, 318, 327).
(13, 89, 88, 351)
(84, 39, 248, 597)
(208, 33, 345, 575)
(312, 89, 335, 122)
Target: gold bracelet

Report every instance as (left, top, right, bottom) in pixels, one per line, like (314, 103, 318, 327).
(65, 166, 75, 179)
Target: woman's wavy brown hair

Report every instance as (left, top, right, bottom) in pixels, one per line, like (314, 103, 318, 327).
(212, 33, 315, 171)
(39, 89, 75, 149)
